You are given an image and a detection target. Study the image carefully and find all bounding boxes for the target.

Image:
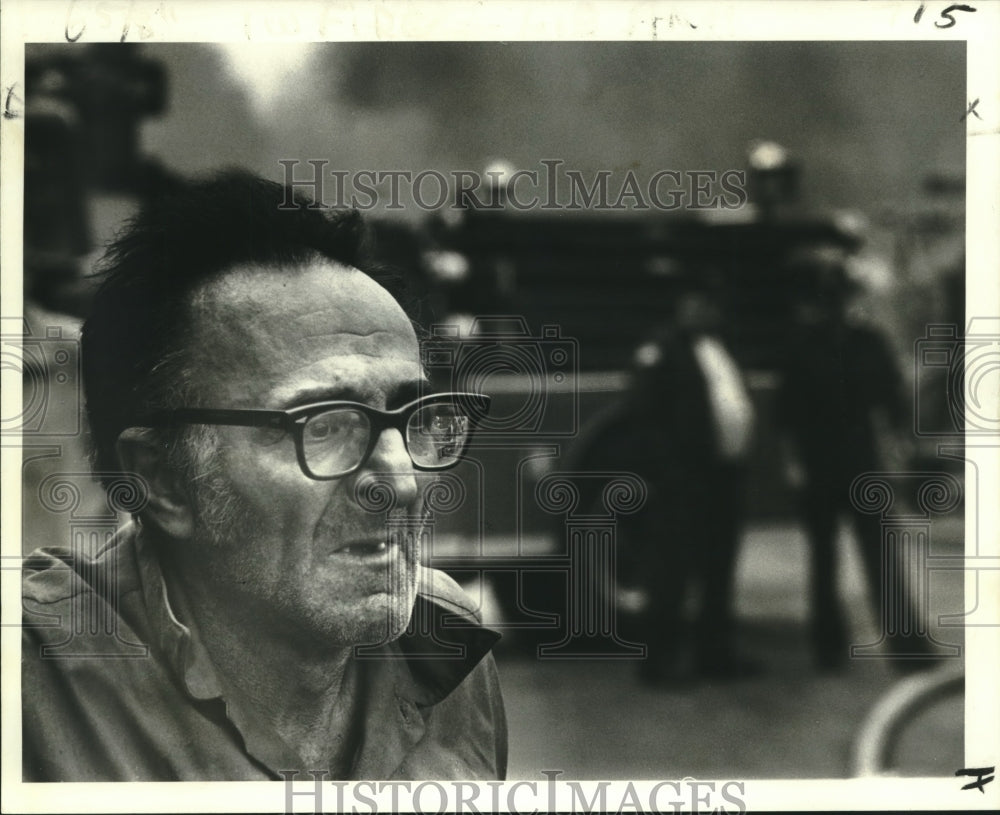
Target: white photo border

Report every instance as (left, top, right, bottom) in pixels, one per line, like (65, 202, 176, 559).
(2, 1, 997, 812)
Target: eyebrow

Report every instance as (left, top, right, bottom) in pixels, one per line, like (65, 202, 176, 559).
(280, 378, 431, 410)
(386, 379, 431, 409)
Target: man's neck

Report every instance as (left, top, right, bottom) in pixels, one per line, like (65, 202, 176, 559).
(149, 528, 357, 769)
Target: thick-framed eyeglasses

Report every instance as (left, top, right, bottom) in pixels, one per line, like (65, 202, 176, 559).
(141, 392, 491, 480)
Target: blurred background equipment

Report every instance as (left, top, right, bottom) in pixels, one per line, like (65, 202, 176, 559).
(24, 44, 176, 316)
(18, 45, 178, 555)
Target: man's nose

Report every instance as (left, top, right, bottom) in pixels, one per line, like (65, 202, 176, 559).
(358, 427, 419, 508)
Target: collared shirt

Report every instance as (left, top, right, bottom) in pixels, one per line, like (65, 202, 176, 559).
(21, 524, 507, 781)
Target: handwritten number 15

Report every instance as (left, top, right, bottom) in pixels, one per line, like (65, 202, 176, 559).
(914, 3, 978, 28)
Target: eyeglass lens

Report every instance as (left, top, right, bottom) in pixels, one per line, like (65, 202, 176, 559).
(302, 409, 371, 476)
(406, 403, 471, 469)
(301, 401, 473, 477)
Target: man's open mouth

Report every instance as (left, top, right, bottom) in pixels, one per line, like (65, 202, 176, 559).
(335, 540, 390, 556)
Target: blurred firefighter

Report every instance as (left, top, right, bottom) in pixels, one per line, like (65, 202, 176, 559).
(776, 242, 933, 671)
(568, 271, 758, 684)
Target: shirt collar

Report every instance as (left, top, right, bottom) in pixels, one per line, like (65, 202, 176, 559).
(387, 567, 502, 706)
(133, 522, 224, 701)
(136, 528, 326, 772)
(129, 522, 500, 775)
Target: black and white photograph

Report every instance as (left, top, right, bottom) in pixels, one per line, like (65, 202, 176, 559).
(2, 1, 998, 812)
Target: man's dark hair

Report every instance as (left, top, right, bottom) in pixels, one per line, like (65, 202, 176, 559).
(82, 168, 408, 485)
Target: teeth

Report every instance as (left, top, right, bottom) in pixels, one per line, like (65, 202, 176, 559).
(341, 542, 388, 555)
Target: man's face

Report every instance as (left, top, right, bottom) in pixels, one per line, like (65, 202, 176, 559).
(176, 260, 426, 650)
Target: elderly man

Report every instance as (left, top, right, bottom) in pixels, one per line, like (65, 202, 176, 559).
(21, 170, 507, 781)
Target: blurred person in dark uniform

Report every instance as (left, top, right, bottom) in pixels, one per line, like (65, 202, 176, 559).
(777, 244, 929, 671)
(569, 273, 757, 683)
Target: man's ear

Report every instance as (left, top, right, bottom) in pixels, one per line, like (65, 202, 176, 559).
(116, 428, 195, 540)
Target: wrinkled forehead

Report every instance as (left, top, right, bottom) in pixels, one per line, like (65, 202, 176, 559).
(181, 260, 421, 404)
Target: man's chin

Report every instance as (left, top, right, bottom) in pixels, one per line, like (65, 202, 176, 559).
(310, 591, 418, 650)
(344, 609, 415, 650)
